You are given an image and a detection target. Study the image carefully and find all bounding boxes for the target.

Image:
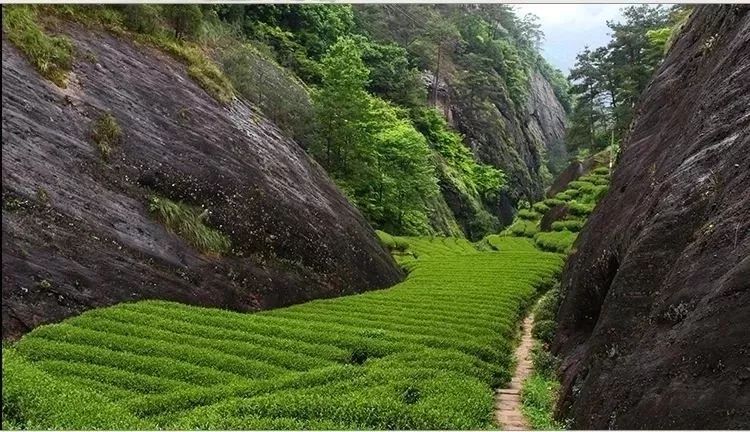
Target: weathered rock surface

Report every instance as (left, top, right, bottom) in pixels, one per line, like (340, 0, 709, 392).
(526, 71, 568, 175)
(1, 24, 403, 339)
(452, 71, 567, 222)
(552, 5, 750, 429)
(425, 69, 567, 231)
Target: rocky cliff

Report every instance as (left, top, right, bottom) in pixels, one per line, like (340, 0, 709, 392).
(1, 24, 403, 339)
(428, 69, 568, 231)
(453, 71, 567, 225)
(552, 5, 749, 428)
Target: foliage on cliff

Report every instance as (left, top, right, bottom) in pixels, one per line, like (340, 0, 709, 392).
(4, 4, 566, 237)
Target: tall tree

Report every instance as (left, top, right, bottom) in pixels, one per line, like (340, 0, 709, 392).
(566, 5, 678, 154)
(312, 37, 370, 173)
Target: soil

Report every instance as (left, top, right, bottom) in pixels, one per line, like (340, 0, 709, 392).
(552, 6, 750, 429)
(1, 24, 403, 340)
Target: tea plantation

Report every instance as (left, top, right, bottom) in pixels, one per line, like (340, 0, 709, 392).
(3, 235, 563, 429)
(2, 166, 610, 429)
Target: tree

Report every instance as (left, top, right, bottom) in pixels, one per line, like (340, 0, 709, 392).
(312, 37, 371, 174)
(359, 101, 438, 231)
(355, 37, 426, 108)
(566, 5, 675, 155)
(163, 5, 203, 40)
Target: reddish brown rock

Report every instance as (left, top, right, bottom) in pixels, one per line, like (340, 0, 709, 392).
(1, 24, 403, 339)
(552, 5, 749, 429)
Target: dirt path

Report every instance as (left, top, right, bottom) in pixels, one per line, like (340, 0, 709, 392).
(494, 313, 535, 430)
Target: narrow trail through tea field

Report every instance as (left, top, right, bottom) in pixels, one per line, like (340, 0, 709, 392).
(494, 312, 535, 430)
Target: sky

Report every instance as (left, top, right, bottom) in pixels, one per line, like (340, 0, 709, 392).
(512, 4, 627, 74)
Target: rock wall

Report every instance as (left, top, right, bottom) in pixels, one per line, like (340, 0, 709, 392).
(1, 24, 403, 339)
(552, 5, 749, 428)
(526, 71, 568, 175)
(427, 69, 568, 229)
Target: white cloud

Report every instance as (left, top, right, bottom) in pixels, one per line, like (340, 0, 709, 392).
(512, 4, 626, 73)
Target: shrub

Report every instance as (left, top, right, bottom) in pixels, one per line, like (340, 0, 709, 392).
(591, 176, 610, 186)
(2, 348, 148, 429)
(530, 343, 560, 378)
(564, 188, 581, 198)
(533, 231, 578, 254)
(522, 343, 563, 429)
(2, 5, 74, 87)
(521, 372, 563, 430)
(533, 287, 560, 323)
(517, 209, 541, 221)
(593, 185, 609, 200)
(531, 320, 556, 344)
(554, 192, 571, 201)
(532, 202, 549, 214)
(148, 196, 231, 255)
(551, 220, 584, 232)
(376, 230, 409, 252)
(507, 219, 539, 238)
(567, 202, 594, 217)
(3, 238, 566, 429)
(543, 198, 564, 208)
(568, 181, 596, 196)
(91, 113, 121, 160)
(592, 167, 610, 176)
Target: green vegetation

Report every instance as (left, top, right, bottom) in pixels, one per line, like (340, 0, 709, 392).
(521, 372, 563, 430)
(497, 161, 611, 260)
(140, 35, 234, 103)
(543, 198, 564, 208)
(5, 4, 574, 238)
(534, 231, 578, 254)
(507, 219, 540, 238)
(521, 285, 563, 429)
(91, 113, 122, 160)
(3, 234, 563, 429)
(551, 220, 584, 232)
(26, 5, 236, 103)
(147, 196, 231, 255)
(566, 5, 692, 154)
(2, 5, 74, 87)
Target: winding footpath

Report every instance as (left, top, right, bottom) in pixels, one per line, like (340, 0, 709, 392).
(494, 313, 535, 430)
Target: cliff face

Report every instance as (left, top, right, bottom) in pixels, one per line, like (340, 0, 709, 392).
(526, 71, 568, 175)
(552, 5, 749, 429)
(428, 70, 568, 229)
(1, 24, 403, 339)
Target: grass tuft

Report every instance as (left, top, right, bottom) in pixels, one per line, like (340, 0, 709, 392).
(2, 5, 74, 87)
(135, 34, 234, 103)
(91, 113, 122, 160)
(521, 372, 563, 430)
(148, 196, 231, 255)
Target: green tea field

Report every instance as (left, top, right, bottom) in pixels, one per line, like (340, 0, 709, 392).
(3, 236, 563, 430)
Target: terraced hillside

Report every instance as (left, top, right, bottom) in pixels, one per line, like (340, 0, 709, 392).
(500, 165, 612, 254)
(3, 236, 563, 430)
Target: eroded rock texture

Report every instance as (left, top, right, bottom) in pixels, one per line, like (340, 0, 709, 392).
(454, 72, 567, 221)
(2, 25, 403, 339)
(553, 6, 749, 429)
